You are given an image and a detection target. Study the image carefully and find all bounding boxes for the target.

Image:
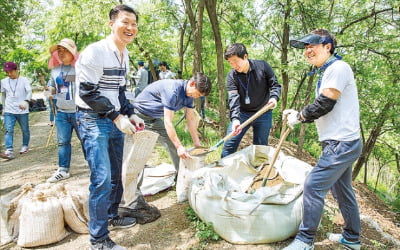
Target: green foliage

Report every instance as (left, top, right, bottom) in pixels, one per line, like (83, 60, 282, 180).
(185, 206, 221, 244)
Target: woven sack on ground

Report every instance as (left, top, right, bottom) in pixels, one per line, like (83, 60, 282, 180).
(60, 191, 89, 234)
(0, 184, 33, 245)
(189, 145, 313, 244)
(17, 191, 68, 247)
(176, 153, 206, 203)
(122, 131, 159, 206)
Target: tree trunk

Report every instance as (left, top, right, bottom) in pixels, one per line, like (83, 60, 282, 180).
(296, 74, 314, 155)
(352, 101, 392, 180)
(205, 0, 226, 134)
(184, 0, 205, 115)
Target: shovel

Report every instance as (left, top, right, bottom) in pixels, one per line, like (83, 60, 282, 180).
(190, 102, 275, 157)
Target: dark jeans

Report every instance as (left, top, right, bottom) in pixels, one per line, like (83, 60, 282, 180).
(76, 111, 124, 242)
(221, 110, 272, 158)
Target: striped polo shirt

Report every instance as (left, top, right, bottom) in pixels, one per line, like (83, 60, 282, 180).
(75, 36, 129, 112)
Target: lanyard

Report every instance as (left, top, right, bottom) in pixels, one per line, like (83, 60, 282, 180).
(308, 54, 342, 94)
(8, 77, 19, 97)
(113, 52, 127, 84)
(236, 72, 251, 104)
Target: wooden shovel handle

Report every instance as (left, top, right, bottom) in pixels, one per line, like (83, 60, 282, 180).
(261, 114, 291, 187)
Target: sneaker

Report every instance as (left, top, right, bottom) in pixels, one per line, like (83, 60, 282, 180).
(19, 145, 29, 154)
(283, 239, 314, 250)
(46, 170, 70, 183)
(1, 150, 14, 160)
(327, 233, 361, 250)
(90, 237, 126, 250)
(108, 215, 136, 229)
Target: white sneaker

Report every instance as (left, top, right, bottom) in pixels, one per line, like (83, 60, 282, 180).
(47, 170, 70, 183)
(19, 145, 29, 154)
(1, 150, 14, 160)
(327, 233, 361, 250)
(283, 239, 314, 250)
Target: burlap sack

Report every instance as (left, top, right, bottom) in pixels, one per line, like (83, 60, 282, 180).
(60, 190, 89, 234)
(122, 131, 158, 205)
(17, 191, 68, 247)
(0, 184, 33, 245)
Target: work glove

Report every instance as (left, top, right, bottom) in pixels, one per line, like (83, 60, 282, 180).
(232, 119, 241, 135)
(43, 90, 51, 98)
(283, 109, 301, 129)
(114, 115, 137, 134)
(267, 98, 277, 109)
(129, 114, 145, 131)
(19, 101, 30, 110)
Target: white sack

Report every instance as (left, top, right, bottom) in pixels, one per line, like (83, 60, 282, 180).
(141, 163, 176, 196)
(17, 191, 68, 247)
(176, 154, 206, 203)
(188, 145, 312, 244)
(0, 184, 33, 245)
(122, 131, 159, 205)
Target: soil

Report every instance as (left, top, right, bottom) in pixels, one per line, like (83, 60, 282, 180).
(1, 105, 399, 250)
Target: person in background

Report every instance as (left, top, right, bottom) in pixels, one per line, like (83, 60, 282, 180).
(158, 61, 175, 80)
(75, 4, 144, 250)
(283, 29, 362, 250)
(134, 60, 148, 97)
(1, 62, 32, 160)
(43, 38, 84, 183)
(221, 43, 281, 158)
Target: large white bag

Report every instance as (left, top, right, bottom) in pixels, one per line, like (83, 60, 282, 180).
(188, 145, 312, 244)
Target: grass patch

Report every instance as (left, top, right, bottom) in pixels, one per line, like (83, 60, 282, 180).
(185, 206, 221, 245)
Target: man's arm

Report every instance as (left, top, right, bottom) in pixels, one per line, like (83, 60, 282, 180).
(163, 107, 191, 159)
(184, 107, 201, 147)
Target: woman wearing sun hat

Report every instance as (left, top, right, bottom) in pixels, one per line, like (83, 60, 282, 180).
(44, 38, 85, 183)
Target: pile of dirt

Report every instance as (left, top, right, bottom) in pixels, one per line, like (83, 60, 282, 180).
(0, 110, 399, 249)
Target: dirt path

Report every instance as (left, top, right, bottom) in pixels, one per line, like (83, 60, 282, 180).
(1, 109, 399, 250)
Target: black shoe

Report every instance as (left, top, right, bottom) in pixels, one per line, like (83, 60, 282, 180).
(90, 237, 126, 250)
(118, 195, 161, 224)
(108, 216, 136, 229)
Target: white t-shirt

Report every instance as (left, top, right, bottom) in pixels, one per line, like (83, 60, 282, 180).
(1, 76, 32, 114)
(315, 60, 360, 141)
(159, 70, 175, 80)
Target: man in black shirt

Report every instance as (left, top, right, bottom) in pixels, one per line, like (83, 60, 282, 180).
(221, 43, 281, 157)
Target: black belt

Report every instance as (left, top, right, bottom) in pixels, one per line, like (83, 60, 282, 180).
(77, 107, 96, 113)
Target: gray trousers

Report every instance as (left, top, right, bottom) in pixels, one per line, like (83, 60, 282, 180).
(296, 138, 362, 244)
(135, 112, 180, 171)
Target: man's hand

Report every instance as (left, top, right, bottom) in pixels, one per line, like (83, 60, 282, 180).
(283, 109, 301, 129)
(267, 98, 277, 109)
(177, 145, 192, 159)
(232, 119, 241, 135)
(114, 115, 136, 134)
(129, 114, 145, 131)
(19, 101, 30, 110)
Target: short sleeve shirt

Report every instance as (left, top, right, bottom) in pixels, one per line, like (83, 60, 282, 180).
(316, 60, 360, 141)
(1, 76, 31, 114)
(133, 79, 194, 118)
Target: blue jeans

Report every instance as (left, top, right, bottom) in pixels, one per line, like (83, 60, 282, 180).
(4, 112, 30, 150)
(56, 111, 82, 171)
(296, 139, 362, 244)
(221, 110, 272, 158)
(76, 111, 124, 242)
(48, 98, 56, 122)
